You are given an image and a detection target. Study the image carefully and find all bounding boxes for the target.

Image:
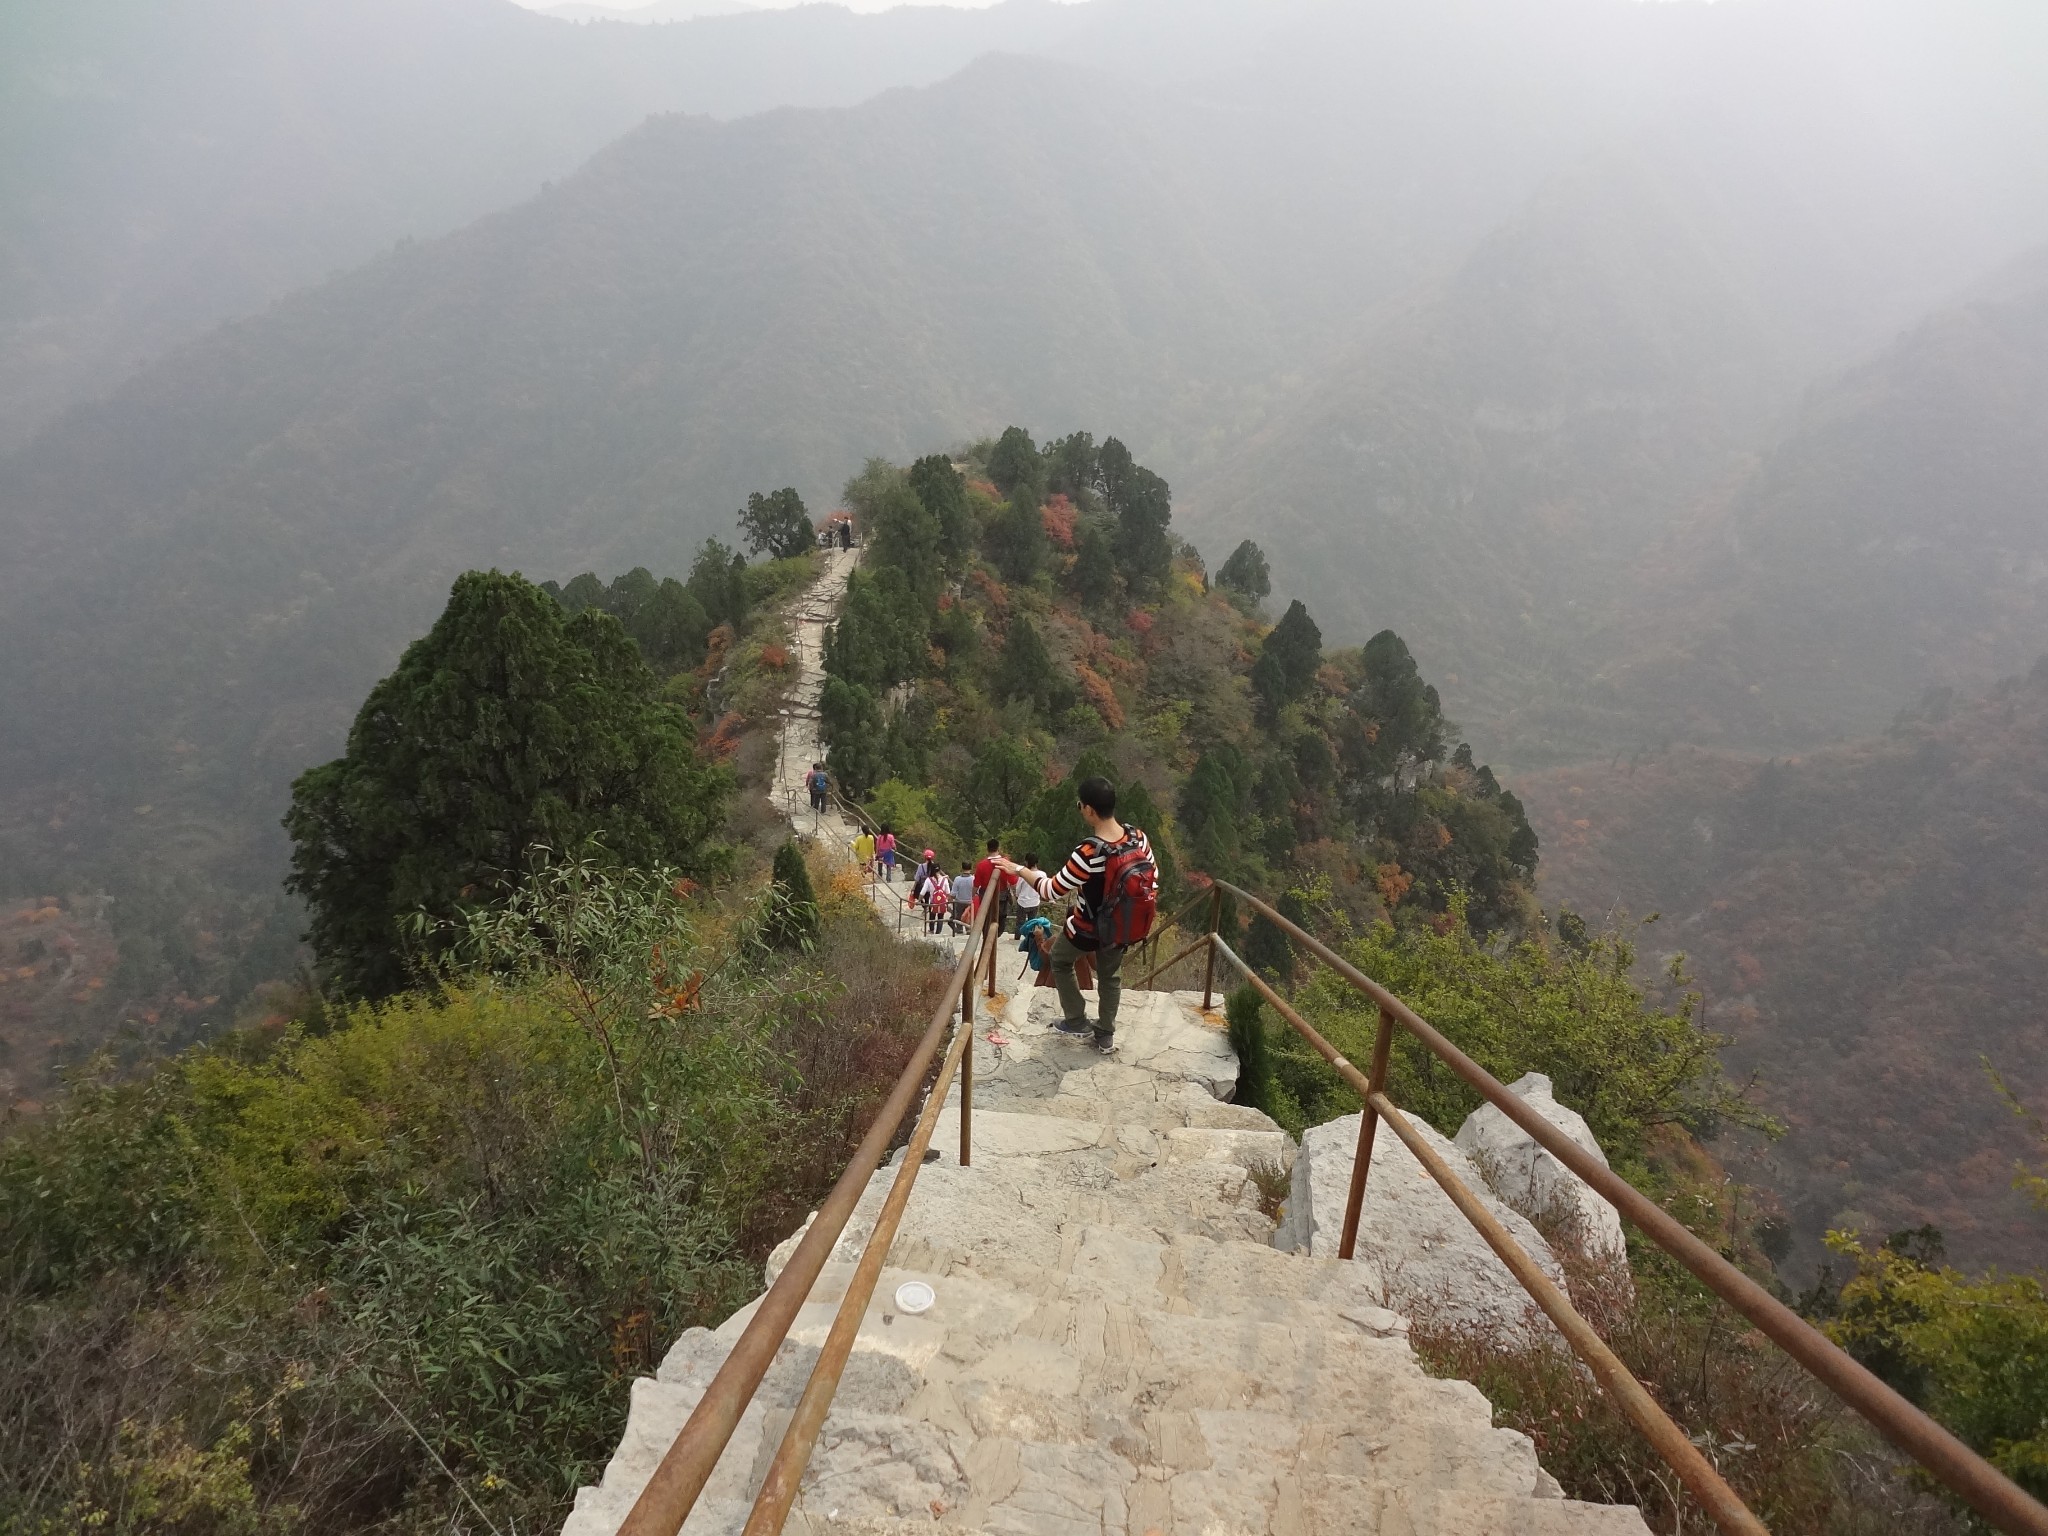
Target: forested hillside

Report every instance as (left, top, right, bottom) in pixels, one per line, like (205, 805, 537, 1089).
(1598, 251, 2048, 752)
(0, 0, 1096, 448)
(817, 431, 1539, 937)
(1181, 150, 1808, 765)
(1524, 668, 2048, 1274)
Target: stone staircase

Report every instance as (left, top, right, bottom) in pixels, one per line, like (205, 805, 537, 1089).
(562, 984, 1650, 1535)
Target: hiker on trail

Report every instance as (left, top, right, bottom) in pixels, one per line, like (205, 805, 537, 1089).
(949, 867, 975, 935)
(920, 858, 950, 935)
(838, 519, 852, 550)
(972, 838, 1012, 933)
(994, 777, 1157, 1052)
(806, 762, 829, 815)
(852, 826, 875, 878)
(1012, 851, 1043, 935)
(876, 825, 897, 882)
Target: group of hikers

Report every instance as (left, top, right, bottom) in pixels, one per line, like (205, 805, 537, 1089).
(845, 775, 1155, 1053)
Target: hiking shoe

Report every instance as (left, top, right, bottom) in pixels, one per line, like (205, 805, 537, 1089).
(1052, 1018, 1095, 1038)
(1090, 1032, 1115, 1054)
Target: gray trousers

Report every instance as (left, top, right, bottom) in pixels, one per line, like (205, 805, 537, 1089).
(1051, 931, 1124, 1038)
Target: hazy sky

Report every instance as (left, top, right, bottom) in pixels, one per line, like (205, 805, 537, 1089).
(509, 0, 1025, 12)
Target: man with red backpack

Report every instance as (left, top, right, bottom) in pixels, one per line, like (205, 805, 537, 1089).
(994, 775, 1155, 1052)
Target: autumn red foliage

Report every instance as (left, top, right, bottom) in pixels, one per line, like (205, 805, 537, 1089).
(1040, 493, 1078, 550)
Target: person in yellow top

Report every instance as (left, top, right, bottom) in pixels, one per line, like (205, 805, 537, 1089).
(852, 828, 876, 878)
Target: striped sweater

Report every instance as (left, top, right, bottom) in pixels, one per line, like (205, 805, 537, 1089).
(1028, 826, 1151, 950)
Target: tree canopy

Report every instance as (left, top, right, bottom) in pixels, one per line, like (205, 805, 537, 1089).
(284, 570, 732, 997)
(1216, 540, 1271, 604)
(737, 487, 813, 560)
(985, 425, 1045, 503)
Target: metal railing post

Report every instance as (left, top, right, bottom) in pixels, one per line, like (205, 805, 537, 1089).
(1338, 1004, 1396, 1261)
(960, 911, 975, 1170)
(1199, 884, 1223, 1012)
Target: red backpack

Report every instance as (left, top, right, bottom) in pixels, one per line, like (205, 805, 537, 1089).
(1097, 830, 1159, 948)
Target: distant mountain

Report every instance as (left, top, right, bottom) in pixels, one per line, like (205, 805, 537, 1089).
(0, 0, 1094, 448)
(542, 0, 757, 21)
(1522, 670, 2048, 1275)
(1178, 148, 1811, 766)
(1599, 250, 2048, 752)
(1177, 0, 2048, 763)
(0, 54, 1276, 1027)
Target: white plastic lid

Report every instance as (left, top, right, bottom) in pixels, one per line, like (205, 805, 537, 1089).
(893, 1280, 936, 1314)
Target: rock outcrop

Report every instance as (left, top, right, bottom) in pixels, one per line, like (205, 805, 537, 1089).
(1454, 1073, 1628, 1262)
(1272, 1111, 1567, 1339)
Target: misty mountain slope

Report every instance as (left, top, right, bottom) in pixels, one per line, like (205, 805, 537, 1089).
(0, 0, 1095, 448)
(0, 55, 1273, 864)
(1604, 250, 2048, 751)
(1523, 670, 2048, 1274)
(1178, 148, 1809, 761)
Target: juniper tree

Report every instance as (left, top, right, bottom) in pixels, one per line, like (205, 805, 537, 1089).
(1251, 599, 1323, 715)
(1216, 540, 1271, 605)
(909, 454, 975, 572)
(284, 570, 731, 997)
(764, 840, 820, 950)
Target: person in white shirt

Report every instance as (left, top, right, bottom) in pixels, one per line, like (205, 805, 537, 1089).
(1012, 852, 1043, 934)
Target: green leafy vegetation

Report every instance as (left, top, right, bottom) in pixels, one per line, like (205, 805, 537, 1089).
(0, 854, 943, 1534)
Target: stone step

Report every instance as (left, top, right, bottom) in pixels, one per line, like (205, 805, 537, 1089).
(566, 1254, 1634, 1535)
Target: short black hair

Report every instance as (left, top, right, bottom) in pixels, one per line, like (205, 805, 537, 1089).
(1076, 776, 1117, 816)
(986, 837, 1000, 852)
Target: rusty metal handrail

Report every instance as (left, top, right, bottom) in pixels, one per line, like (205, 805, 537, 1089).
(742, 931, 984, 1534)
(1206, 879, 2048, 1536)
(616, 889, 1002, 1536)
(1210, 934, 1761, 1532)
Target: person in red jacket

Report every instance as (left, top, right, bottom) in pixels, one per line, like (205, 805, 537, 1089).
(994, 776, 1151, 1052)
(971, 838, 1013, 934)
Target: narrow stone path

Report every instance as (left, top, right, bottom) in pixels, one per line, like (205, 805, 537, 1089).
(561, 551, 1651, 1535)
(769, 545, 973, 962)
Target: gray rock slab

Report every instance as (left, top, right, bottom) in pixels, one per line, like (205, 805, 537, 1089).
(1276, 1110, 1567, 1339)
(1455, 1072, 1629, 1262)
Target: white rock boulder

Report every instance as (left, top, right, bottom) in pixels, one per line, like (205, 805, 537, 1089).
(1274, 1109, 1565, 1338)
(1454, 1073, 1628, 1262)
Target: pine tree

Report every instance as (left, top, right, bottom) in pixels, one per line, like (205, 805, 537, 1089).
(1216, 540, 1271, 605)
(285, 570, 732, 997)
(765, 840, 820, 950)
(1251, 599, 1323, 715)
(986, 425, 1044, 502)
(909, 454, 975, 572)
